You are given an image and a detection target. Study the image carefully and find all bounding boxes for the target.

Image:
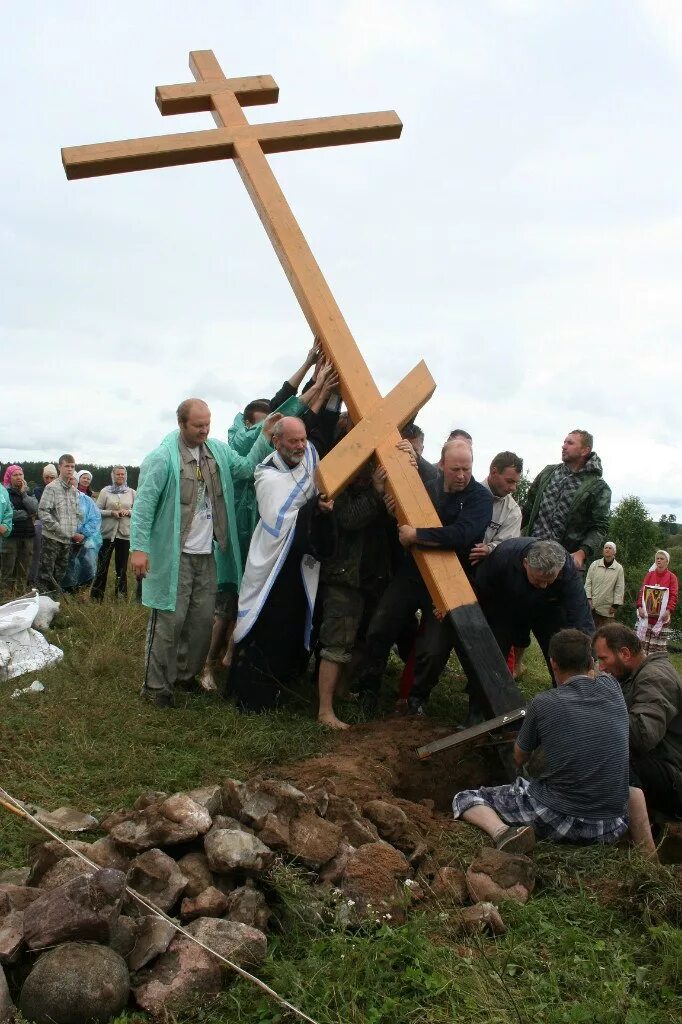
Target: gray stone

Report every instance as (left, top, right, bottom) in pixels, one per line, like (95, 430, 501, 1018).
(466, 849, 535, 905)
(208, 814, 245, 833)
(32, 806, 98, 832)
(133, 790, 168, 811)
(225, 882, 270, 931)
(219, 778, 246, 817)
(180, 886, 228, 921)
(127, 914, 176, 972)
(325, 794, 362, 823)
(39, 856, 93, 891)
(456, 902, 507, 936)
(340, 817, 380, 847)
(0, 885, 40, 912)
(286, 812, 342, 868)
(127, 849, 188, 914)
(187, 785, 223, 817)
(0, 912, 24, 964)
(19, 942, 129, 1024)
(160, 794, 212, 833)
(109, 807, 205, 853)
(27, 839, 95, 886)
(0, 869, 29, 887)
(235, 777, 308, 831)
(205, 829, 275, 874)
(187, 916, 267, 966)
(362, 800, 409, 843)
(110, 915, 139, 958)
(88, 836, 131, 873)
(257, 813, 290, 851)
(0, 963, 15, 1024)
(429, 867, 468, 905)
(319, 841, 356, 886)
(23, 869, 125, 950)
(132, 918, 266, 1014)
(325, 796, 380, 846)
(176, 851, 213, 899)
(132, 933, 221, 1015)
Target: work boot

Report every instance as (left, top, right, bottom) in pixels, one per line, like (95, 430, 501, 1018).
(142, 690, 174, 709)
(495, 824, 535, 855)
(406, 696, 427, 716)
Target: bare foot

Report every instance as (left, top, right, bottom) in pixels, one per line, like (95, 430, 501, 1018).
(318, 712, 350, 730)
(199, 667, 218, 693)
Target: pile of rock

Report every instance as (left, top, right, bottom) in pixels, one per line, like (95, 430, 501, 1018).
(0, 777, 535, 1022)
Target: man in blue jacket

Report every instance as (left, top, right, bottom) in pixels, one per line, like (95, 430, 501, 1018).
(357, 440, 492, 714)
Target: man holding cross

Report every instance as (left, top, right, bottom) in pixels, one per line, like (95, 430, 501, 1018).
(357, 439, 492, 715)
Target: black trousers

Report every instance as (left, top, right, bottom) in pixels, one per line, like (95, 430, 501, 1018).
(91, 538, 130, 600)
(630, 754, 682, 819)
(357, 573, 425, 695)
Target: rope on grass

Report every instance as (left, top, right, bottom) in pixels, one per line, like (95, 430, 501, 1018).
(0, 787, 319, 1024)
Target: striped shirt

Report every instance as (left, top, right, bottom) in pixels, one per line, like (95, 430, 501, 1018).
(517, 673, 629, 819)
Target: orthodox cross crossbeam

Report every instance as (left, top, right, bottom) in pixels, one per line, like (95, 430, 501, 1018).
(62, 50, 523, 722)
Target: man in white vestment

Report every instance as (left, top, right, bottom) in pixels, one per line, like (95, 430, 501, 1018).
(230, 416, 335, 711)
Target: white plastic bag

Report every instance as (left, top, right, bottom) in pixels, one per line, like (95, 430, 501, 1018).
(0, 593, 63, 682)
(34, 595, 60, 630)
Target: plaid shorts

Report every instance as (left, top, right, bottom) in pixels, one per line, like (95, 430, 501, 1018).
(452, 777, 628, 844)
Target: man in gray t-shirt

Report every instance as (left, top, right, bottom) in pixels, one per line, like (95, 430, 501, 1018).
(452, 629, 630, 854)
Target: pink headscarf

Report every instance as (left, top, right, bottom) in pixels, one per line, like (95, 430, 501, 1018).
(2, 465, 22, 488)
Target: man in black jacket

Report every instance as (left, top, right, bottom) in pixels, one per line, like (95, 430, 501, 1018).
(474, 537, 594, 688)
(357, 440, 492, 713)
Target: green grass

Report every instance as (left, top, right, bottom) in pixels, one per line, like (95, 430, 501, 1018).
(1, 600, 682, 1023)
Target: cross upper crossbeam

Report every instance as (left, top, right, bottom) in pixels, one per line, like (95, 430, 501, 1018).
(62, 111, 402, 180)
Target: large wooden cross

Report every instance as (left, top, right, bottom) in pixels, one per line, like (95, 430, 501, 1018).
(62, 50, 523, 722)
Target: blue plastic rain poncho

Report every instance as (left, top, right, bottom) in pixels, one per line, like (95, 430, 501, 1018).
(62, 492, 103, 589)
(131, 429, 272, 612)
(228, 394, 305, 565)
(0, 484, 13, 550)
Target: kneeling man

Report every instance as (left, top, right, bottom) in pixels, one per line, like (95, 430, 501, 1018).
(452, 629, 629, 853)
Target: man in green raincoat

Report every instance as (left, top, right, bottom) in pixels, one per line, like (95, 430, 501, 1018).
(130, 397, 280, 707)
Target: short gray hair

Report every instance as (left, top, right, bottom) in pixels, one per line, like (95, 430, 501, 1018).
(526, 540, 566, 576)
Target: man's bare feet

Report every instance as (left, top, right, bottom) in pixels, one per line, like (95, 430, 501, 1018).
(318, 711, 350, 730)
(199, 666, 218, 693)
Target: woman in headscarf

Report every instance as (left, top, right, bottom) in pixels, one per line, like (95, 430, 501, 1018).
(636, 550, 679, 654)
(91, 465, 136, 600)
(76, 470, 94, 496)
(0, 465, 38, 592)
(33, 464, 58, 502)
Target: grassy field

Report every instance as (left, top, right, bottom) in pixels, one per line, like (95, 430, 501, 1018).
(1, 599, 681, 1024)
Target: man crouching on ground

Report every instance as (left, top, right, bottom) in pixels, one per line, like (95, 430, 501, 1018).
(452, 629, 629, 854)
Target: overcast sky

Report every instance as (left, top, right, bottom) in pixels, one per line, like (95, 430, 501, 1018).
(2, 1, 681, 518)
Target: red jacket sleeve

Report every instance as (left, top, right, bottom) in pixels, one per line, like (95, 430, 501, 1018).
(668, 571, 679, 614)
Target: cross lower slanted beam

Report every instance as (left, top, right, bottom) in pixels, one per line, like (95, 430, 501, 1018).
(61, 50, 524, 728)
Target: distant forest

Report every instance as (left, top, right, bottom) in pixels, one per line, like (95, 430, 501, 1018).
(3, 462, 140, 492)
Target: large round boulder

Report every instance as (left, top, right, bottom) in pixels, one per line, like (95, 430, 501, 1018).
(19, 942, 129, 1024)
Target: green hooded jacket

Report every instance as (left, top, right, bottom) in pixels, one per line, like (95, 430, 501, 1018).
(0, 485, 13, 547)
(130, 429, 272, 611)
(521, 452, 611, 561)
(228, 394, 305, 564)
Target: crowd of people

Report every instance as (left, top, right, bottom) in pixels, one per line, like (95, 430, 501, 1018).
(1, 343, 680, 853)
